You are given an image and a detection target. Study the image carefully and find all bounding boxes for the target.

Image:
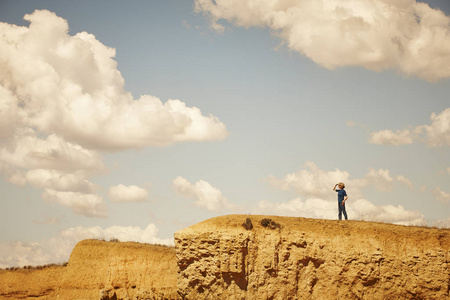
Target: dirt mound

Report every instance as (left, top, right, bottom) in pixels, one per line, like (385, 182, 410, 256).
(0, 239, 177, 299)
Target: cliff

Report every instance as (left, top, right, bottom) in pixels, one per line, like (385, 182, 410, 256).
(174, 215, 450, 299)
(1, 215, 450, 299)
(0, 240, 177, 299)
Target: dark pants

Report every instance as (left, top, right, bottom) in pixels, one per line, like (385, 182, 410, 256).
(338, 201, 348, 220)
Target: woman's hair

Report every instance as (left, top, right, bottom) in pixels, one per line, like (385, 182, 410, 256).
(339, 182, 345, 188)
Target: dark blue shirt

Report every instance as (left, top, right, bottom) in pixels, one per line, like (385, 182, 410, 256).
(336, 189, 347, 202)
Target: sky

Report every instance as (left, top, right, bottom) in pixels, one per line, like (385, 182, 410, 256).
(0, 0, 450, 268)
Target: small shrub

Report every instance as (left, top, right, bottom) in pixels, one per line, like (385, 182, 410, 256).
(260, 218, 281, 230)
(242, 218, 253, 230)
(110, 238, 120, 242)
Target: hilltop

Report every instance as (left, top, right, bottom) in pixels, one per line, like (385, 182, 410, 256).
(0, 240, 177, 299)
(1, 215, 449, 299)
(176, 215, 450, 299)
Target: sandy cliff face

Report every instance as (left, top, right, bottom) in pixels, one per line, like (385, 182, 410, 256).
(0, 266, 65, 299)
(175, 215, 450, 299)
(0, 240, 177, 300)
(1, 216, 449, 299)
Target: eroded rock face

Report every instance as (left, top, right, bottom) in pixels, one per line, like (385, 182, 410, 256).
(174, 215, 450, 300)
(1, 216, 449, 299)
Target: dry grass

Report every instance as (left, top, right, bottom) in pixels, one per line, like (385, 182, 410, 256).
(2, 262, 68, 272)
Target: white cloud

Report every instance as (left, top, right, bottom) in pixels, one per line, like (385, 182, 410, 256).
(25, 169, 97, 193)
(432, 187, 450, 204)
(0, 10, 229, 217)
(42, 189, 107, 218)
(58, 224, 172, 245)
(350, 198, 426, 225)
(258, 197, 337, 220)
(0, 10, 228, 151)
(0, 130, 105, 173)
(0, 128, 105, 218)
(424, 108, 450, 147)
(108, 184, 148, 203)
(195, 0, 450, 81)
(369, 129, 416, 146)
(369, 108, 450, 147)
(267, 162, 413, 201)
(0, 87, 18, 140)
(265, 162, 421, 224)
(364, 168, 395, 192)
(267, 161, 354, 200)
(257, 197, 426, 226)
(0, 224, 173, 268)
(173, 176, 234, 211)
(396, 175, 414, 189)
(431, 218, 450, 228)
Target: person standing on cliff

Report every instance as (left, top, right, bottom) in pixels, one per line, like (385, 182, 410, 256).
(333, 182, 348, 220)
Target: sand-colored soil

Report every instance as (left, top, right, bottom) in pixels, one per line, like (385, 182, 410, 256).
(0, 240, 177, 299)
(1, 215, 449, 299)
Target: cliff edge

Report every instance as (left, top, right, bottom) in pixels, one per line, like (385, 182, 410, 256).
(174, 215, 450, 299)
(1, 215, 449, 299)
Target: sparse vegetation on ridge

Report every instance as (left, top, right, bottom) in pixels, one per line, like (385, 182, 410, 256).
(242, 218, 253, 230)
(260, 218, 281, 229)
(1, 262, 68, 271)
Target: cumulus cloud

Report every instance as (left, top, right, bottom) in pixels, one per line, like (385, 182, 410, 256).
(258, 197, 337, 220)
(0, 130, 105, 174)
(0, 10, 228, 216)
(431, 217, 450, 228)
(265, 162, 423, 225)
(396, 175, 414, 189)
(257, 197, 426, 226)
(363, 168, 396, 192)
(0, 10, 228, 150)
(25, 169, 98, 194)
(42, 189, 107, 218)
(369, 108, 450, 147)
(268, 161, 356, 199)
(350, 198, 426, 225)
(0, 223, 173, 268)
(173, 176, 234, 211)
(195, 0, 450, 81)
(424, 108, 450, 146)
(369, 129, 416, 146)
(108, 184, 148, 203)
(267, 162, 413, 201)
(0, 128, 106, 217)
(432, 186, 450, 204)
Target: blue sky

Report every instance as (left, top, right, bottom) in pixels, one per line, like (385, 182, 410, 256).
(1, 0, 450, 267)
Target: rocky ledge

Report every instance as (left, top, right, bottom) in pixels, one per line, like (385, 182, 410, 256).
(174, 215, 450, 299)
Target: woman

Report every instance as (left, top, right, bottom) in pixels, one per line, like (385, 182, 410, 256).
(333, 182, 348, 220)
